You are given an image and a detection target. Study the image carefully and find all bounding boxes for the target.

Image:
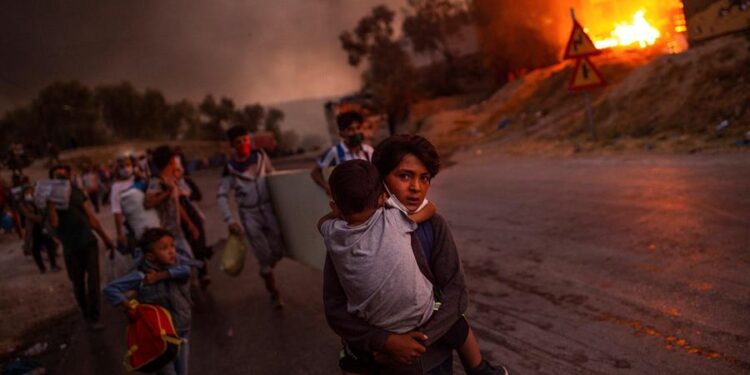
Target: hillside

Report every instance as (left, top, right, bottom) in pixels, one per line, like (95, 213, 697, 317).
(416, 35, 750, 157)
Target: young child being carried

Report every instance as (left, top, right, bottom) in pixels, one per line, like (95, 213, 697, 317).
(104, 228, 198, 375)
(318, 160, 507, 375)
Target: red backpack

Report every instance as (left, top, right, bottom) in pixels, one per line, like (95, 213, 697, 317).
(123, 301, 182, 373)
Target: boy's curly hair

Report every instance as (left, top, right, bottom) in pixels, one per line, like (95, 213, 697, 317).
(328, 160, 383, 216)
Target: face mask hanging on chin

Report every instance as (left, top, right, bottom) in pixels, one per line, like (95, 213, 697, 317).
(383, 184, 428, 215)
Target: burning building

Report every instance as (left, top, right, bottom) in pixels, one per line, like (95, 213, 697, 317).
(683, 0, 750, 43)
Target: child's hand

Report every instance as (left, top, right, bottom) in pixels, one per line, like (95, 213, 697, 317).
(228, 222, 243, 235)
(383, 331, 428, 364)
(144, 271, 167, 285)
(408, 201, 435, 224)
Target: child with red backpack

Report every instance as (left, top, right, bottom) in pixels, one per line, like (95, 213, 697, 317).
(104, 228, 199, 375)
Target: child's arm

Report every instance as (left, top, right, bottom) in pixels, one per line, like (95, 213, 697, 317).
(408, 201, 435, 223)
(103, 271, 144, 307)
(317, 204, 340, 232)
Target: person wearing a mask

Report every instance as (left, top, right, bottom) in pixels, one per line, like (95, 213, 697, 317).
(46, 165, 115, 331)
(17, 183, 60, 274)
(217, 125, 286, 308)
(110, 156, 137, 254)
(311, 111, 373, 195)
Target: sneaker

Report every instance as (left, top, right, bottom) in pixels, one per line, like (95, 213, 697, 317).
(468, 360, 509, 375)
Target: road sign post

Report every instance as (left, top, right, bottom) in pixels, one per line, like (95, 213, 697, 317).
(564, 8, 606, 141)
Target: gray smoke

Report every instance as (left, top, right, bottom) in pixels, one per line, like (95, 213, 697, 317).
(0, 0, 406, 113)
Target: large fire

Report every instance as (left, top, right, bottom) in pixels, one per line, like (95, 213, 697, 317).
(592, 10, 661, 49)
(576, 0, 687, 53)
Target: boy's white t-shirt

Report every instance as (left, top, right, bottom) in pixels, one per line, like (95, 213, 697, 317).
(109, 178, 135, 214)
(321, 207, 434, 333)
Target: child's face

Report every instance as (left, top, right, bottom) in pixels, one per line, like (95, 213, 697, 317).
(231, 134, 252, 158)
(146, 236, 177, 266)
(339, 122, 364, 147)
(384, 154, 431, 213)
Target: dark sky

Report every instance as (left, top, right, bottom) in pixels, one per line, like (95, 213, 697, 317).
(0, 0, 405, 114)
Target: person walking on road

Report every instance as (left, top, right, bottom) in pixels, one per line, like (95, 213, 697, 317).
(217, 125, 286, 308)
(47, 164, 116, 331)
(311, 111, 374, 195)
(324, 135, 509, 374)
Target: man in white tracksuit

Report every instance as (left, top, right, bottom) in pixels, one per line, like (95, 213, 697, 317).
(217, 125, 285, 308)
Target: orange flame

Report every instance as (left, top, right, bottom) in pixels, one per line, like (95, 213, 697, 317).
(593, 9, 661, 49)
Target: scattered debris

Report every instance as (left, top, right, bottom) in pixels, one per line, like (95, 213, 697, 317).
(496, 118, 511, 130)
(715, 120, 730, 132)
(22, 342, 47, 357)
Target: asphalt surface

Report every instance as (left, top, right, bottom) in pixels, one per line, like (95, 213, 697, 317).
(56, 153, 750, 374)
(430, 152, 750, 375)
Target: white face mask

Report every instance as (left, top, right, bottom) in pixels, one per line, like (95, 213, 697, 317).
(119, 166, 133, 179)
(383, 184, 428, 214)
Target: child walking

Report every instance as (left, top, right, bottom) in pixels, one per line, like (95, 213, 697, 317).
(104, 228, 197, 375)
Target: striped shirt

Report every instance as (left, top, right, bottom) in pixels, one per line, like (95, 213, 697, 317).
(317, 142, 374, 168)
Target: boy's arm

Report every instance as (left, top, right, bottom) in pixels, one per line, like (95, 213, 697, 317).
(317, 211, 338, 232)
(82, 200, 115, 249)
(178, 202, 200, 239)
(416, 215, 469, 347)
(103, 271, 144, 306)
(310, 166, 331, 195)
(408, 201, 435, 223)
(216, 172, 239, 232)
(144, 180, 172, 209)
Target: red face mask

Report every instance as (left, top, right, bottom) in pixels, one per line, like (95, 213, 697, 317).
(238, 142, 251, 158)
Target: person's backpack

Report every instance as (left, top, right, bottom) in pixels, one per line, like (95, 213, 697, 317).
(123, 301, 182, 373)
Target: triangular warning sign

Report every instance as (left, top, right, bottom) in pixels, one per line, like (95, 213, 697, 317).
(568, 57, 607, 91)
(563, 20, 601, 59)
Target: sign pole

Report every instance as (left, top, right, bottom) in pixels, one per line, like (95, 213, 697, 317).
(585, 92, 597, 141)
(570, 7, 597, 141)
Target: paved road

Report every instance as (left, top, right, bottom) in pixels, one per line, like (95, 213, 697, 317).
(57, 153, 750, 374)
(430, 152, 750, 375)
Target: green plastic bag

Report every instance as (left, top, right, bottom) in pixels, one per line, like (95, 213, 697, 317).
(221, 233, 247, 277)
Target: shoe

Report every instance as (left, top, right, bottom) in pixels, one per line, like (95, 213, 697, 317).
(87, 321, 105, 332)
(468, 360, 509, 375)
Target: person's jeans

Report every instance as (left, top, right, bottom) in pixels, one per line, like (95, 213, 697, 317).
(63, 241, 100, 321)
(157, 332, 189, 375)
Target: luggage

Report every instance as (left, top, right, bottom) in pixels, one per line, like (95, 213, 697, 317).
(33, 180, 71, 210)
(119, 185, 160, 240)
(123, 301, 182, 373)
(220, 233, 247, 276)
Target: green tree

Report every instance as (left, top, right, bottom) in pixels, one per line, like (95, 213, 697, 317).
(264, 107, 284, 145)
(339, 5, 419, 135)
(94, 82, 140, 137)
(402, 0, 472, 64)
(32, 81, 103, 148)
(236, 103, 264, 132)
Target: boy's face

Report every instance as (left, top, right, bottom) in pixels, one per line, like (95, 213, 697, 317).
(384, 154, 431, 213)
(145, 235, 177, 266)
(340, 122, 363, 147)
(231, 134, 252, 158)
